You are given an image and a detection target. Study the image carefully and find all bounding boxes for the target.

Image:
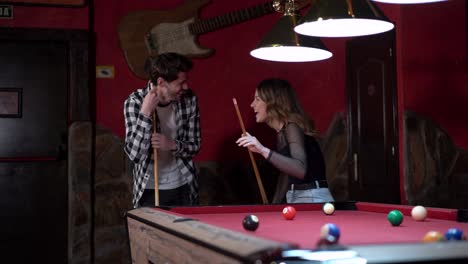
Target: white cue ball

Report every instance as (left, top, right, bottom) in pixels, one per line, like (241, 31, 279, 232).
(323, 202, 335, 215)
(411, 205, 427, 221)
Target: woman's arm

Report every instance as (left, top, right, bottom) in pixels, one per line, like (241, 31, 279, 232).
(268, 123, 307, 179)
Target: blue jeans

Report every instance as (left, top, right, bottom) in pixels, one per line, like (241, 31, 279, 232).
(286, 188, 334, 203)
(139, 184, 190, 207)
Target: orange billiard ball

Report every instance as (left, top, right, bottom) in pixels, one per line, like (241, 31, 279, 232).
(282, 206, 296, 220)
(422, 231, 445, 243)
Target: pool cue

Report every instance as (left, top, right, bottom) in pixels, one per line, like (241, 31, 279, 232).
(232, 98, 268, 204)
(152, 111, 159, 206)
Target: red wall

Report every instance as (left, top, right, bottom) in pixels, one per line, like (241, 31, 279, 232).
(1, 0, 466, 163)
(92, 0, 347, 161)
(399, 1, 468, 148)
(0, 4, 87, 28)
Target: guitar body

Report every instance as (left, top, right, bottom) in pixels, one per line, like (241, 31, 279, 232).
(118, 0, 212, 79)
(118, 0, 306, 79)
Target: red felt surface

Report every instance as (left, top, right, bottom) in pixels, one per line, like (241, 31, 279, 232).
(356, 202, 459, 221)
(156, 203, 468, 250)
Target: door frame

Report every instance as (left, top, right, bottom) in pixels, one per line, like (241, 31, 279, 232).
(346, 30, 400, 203)
(0, 27, 91, 261)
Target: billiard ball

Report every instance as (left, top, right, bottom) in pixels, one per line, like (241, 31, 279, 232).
(411, 205, 427, 221)
(387, 210, 404, 226)
(282, 206, 296, 220)
(422, 231, 445, 243)
(316, 234, 338, 249)
(242, 214, 259, 231)
(445, 228, 464, 241)
(320, 223, 341, 241)
(322, 202, 335, 215)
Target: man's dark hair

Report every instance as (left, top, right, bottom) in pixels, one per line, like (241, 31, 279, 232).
(146, 52, 193, 84)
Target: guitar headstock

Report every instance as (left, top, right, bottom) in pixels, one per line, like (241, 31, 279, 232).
(272, 0, 310, 13)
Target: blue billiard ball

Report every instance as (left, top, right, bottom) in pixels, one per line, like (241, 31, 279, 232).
(320, 223, 341, 241)
(445, 228, 464, 241)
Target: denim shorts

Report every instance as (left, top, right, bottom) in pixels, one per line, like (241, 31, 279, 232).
(286, 188, 334, 203)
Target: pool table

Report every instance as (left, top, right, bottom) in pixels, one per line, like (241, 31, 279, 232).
(126, 202, 468, 263)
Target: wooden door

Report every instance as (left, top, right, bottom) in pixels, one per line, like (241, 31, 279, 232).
(0, 32, 69, 262)
(346, 30, 400, 204)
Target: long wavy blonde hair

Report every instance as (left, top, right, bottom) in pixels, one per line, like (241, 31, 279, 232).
(256, 78, 316, 136)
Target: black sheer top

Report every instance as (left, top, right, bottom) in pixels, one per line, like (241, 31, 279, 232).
(269, 122, 326, 185)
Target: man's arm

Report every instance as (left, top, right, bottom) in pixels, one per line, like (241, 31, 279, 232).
(124, 96, 153, 164)
(174, 94, 201, 158)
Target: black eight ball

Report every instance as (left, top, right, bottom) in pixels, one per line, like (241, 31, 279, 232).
(242, 214, 259, 231)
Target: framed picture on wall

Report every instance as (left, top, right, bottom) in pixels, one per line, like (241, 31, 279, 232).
(0, 88, 22, 118)
(3, 0, 86, 7)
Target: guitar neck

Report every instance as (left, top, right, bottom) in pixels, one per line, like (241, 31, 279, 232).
(190, 1, 275, 35)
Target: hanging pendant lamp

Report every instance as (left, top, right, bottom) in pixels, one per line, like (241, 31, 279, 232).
(250, 1, 332, 62)
(372, 0, 447, 4)
(294, 0, 395, 37)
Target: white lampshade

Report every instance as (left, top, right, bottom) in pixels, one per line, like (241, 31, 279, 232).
(251, 46, 332, 62)
(251, 11, 332, 62)
(294, 0, 395, 38)
(372, 0, 447, 4)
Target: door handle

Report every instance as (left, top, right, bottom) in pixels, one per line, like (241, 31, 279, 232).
(353, 153, 358, 182)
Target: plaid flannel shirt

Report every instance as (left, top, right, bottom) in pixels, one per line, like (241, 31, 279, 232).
(124, 82, 201, 208)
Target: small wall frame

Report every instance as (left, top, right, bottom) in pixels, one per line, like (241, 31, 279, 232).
(0, 88, 22, 118)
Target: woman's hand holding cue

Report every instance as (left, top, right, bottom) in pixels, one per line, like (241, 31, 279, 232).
(236, 132, 270, 159)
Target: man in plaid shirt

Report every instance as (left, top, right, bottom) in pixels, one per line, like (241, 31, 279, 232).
(124, 53, 201, 208)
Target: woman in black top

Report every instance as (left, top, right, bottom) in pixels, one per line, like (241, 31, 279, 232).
(236, 78, 334, 203)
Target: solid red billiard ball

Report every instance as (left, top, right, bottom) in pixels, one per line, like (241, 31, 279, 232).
(282, 206, 296, 220)
(242, 214, 259, 231)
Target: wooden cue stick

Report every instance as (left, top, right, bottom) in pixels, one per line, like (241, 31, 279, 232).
(152, 111, 159, 206)
(232, 98, 269, 204)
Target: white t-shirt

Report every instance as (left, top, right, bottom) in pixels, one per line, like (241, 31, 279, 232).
(146, 103, 187, 190)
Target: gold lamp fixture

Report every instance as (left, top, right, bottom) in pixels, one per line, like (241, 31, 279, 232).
(250, 0, 332, 62)
(372, 0, 447, 3)
(294, 0, 395, 37)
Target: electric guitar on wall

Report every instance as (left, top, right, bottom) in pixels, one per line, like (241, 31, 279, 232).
(118, 0, 308, 80)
